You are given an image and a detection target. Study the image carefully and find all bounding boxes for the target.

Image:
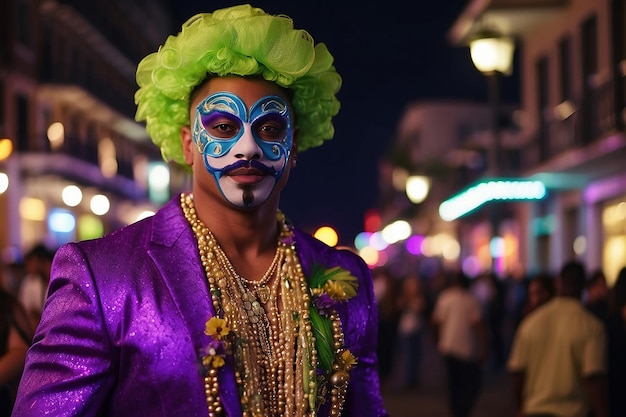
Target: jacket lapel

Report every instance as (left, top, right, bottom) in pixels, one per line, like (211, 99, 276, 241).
(147, 197, 242, 416)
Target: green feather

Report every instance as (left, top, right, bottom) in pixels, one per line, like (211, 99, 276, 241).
(309, 264, 330, 288)
(310, 265, 359, 295)
(309, 306, 333, 371)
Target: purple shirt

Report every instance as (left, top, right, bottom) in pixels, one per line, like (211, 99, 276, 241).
(12, 196, 387, 417)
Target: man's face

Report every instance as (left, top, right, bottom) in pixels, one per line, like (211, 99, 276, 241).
(187, 77, 294, 208)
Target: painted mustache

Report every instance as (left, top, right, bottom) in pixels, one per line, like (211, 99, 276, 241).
(221, 159, 277, 177)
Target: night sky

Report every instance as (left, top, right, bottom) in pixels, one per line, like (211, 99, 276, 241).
(167, 1, 520, 246)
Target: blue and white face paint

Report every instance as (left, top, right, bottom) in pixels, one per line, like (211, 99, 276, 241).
(192, 92, 293, 208)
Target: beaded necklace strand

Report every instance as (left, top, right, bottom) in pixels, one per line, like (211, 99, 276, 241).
(183, 193, 342, 416)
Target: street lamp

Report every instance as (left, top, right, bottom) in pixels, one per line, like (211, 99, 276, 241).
(468, 30, 515, 270)
(405, 175, 430, 204)
(469, 30, 515, 176)
(0, 138, 13, 195)
(469, 31, 515, 76)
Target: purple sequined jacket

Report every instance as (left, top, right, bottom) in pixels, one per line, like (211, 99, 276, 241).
(12, 196, 388, 417)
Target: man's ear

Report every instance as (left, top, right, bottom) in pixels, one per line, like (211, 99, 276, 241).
(290, 143, 297, 168)
(181, 126, 194, 165)
(290, 130, 298, 168)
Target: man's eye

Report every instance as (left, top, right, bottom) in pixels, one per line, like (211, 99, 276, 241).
(254, 114, 287, 142)
(201, 112, 241, 139)
(207, 122, 239, 139)
(214, 123, 233, 132)
(257, 123, 285, 141)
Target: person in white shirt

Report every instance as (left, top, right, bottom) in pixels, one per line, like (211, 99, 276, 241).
(507, 260, 608, 417)
(432, 270, 487, 417)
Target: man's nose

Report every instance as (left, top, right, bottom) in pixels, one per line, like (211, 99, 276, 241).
(232, 124, 262, 159)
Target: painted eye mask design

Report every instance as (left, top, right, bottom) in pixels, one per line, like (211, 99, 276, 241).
(193, 92, 292, 166)
(191, 92, 293, 207)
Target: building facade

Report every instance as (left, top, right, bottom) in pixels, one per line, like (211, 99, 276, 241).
(448, 0, 626, 283)
(0, 0, 185, 260)
(376, 100, 520, 277)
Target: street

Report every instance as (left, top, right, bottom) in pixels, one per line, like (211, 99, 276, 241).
(381, 327, 516, 417)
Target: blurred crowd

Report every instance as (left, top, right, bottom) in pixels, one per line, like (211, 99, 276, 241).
(1, 242, 624, 417)
(374, 260, 626, 417)
(0, 243, 55, 416)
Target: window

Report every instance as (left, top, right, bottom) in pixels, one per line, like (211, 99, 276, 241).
(558, 36, 572, 102)
(0, 79, 5, 126)
(16, 0, 32, 47)
(536, 56, 549, 161)
(16, 94, 29, 152)
(581, 14, 598, 143)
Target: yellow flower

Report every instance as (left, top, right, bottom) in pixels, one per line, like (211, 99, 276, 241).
(323, 280, 349, 301)
(205, 317, 230, 340)
(202, 354, 226, 369)
(339, 349, 357, 370)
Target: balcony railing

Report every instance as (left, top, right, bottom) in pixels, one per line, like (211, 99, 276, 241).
(524, 72, 619, 169)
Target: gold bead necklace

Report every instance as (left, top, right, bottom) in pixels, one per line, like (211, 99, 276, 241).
(181, 193, 322, 416)
(211, 236, 280, 304)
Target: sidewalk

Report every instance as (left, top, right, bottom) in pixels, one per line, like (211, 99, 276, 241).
(380, 327, 516, 417)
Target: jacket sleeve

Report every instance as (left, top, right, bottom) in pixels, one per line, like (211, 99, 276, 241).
(12, 242, 116, 417)
(335, 250, 389, 417)
(261, 229, 389, 417)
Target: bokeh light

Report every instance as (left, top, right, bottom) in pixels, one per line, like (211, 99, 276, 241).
(90, 194, 110, 216)
(62, 185, 83, 207)
(47, 122, 65, 150)
(0, 139, 13, 161)
(314, 226, 338, 247)
(0, 172, 8, 194)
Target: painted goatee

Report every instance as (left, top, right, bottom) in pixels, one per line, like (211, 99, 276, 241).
(242, 187, 254, 206)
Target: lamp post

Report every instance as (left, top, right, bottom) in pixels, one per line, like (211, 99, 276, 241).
(468, 30, 515, 270)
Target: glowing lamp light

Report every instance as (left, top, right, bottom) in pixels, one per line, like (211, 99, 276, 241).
(98, 138, 118, 178)
(369, 231, 389, 251)
(358, 246, 379, 267)
(20, 197, 46, 221)
(47, 122, 65, 150)
(405, 175, 430, 204)
(405, 235, 424, 255)
(0, 139, 13, 161)
(62, 185, 83, 207)
(148, 162, 170, 204)
(354, 232, 372, 251)
(363, 209, 382, 233)
(0, 172, 8, 194)
(490, 236, 505, 258)
(381, 220, 412, 244)
(470, 33, 515, 75)
(573, 236, 587, 255)
(442, 239, 461, 261)
(462, 256, 482, 278)
(439, 179, 547, 221)
(314, 226, 338, 247)
(90, 194, 110, 216)
(48, 209, 76, 233)
(78, 215, 104, 240)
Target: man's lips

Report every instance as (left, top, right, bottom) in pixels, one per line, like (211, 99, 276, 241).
(222, 160, 276, 183)
(228, 167, 266, 176)
(228, 168, 266, 184)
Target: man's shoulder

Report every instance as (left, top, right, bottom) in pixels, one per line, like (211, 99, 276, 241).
(521, 298, 603, 331)
(295, 229, 361, 261)
(294, 229, 369, 278)
(76, 196, 182, 250)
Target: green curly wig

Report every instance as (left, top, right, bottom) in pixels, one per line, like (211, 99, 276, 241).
(135, 4, 342, 166)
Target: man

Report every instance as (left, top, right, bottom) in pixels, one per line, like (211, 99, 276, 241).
(507, 260, 608, 417)
(16, 243, 54, 330)
(12, 5, 387, 416)
(585, 269, 609, 324)
(432, 270, 487, 417)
